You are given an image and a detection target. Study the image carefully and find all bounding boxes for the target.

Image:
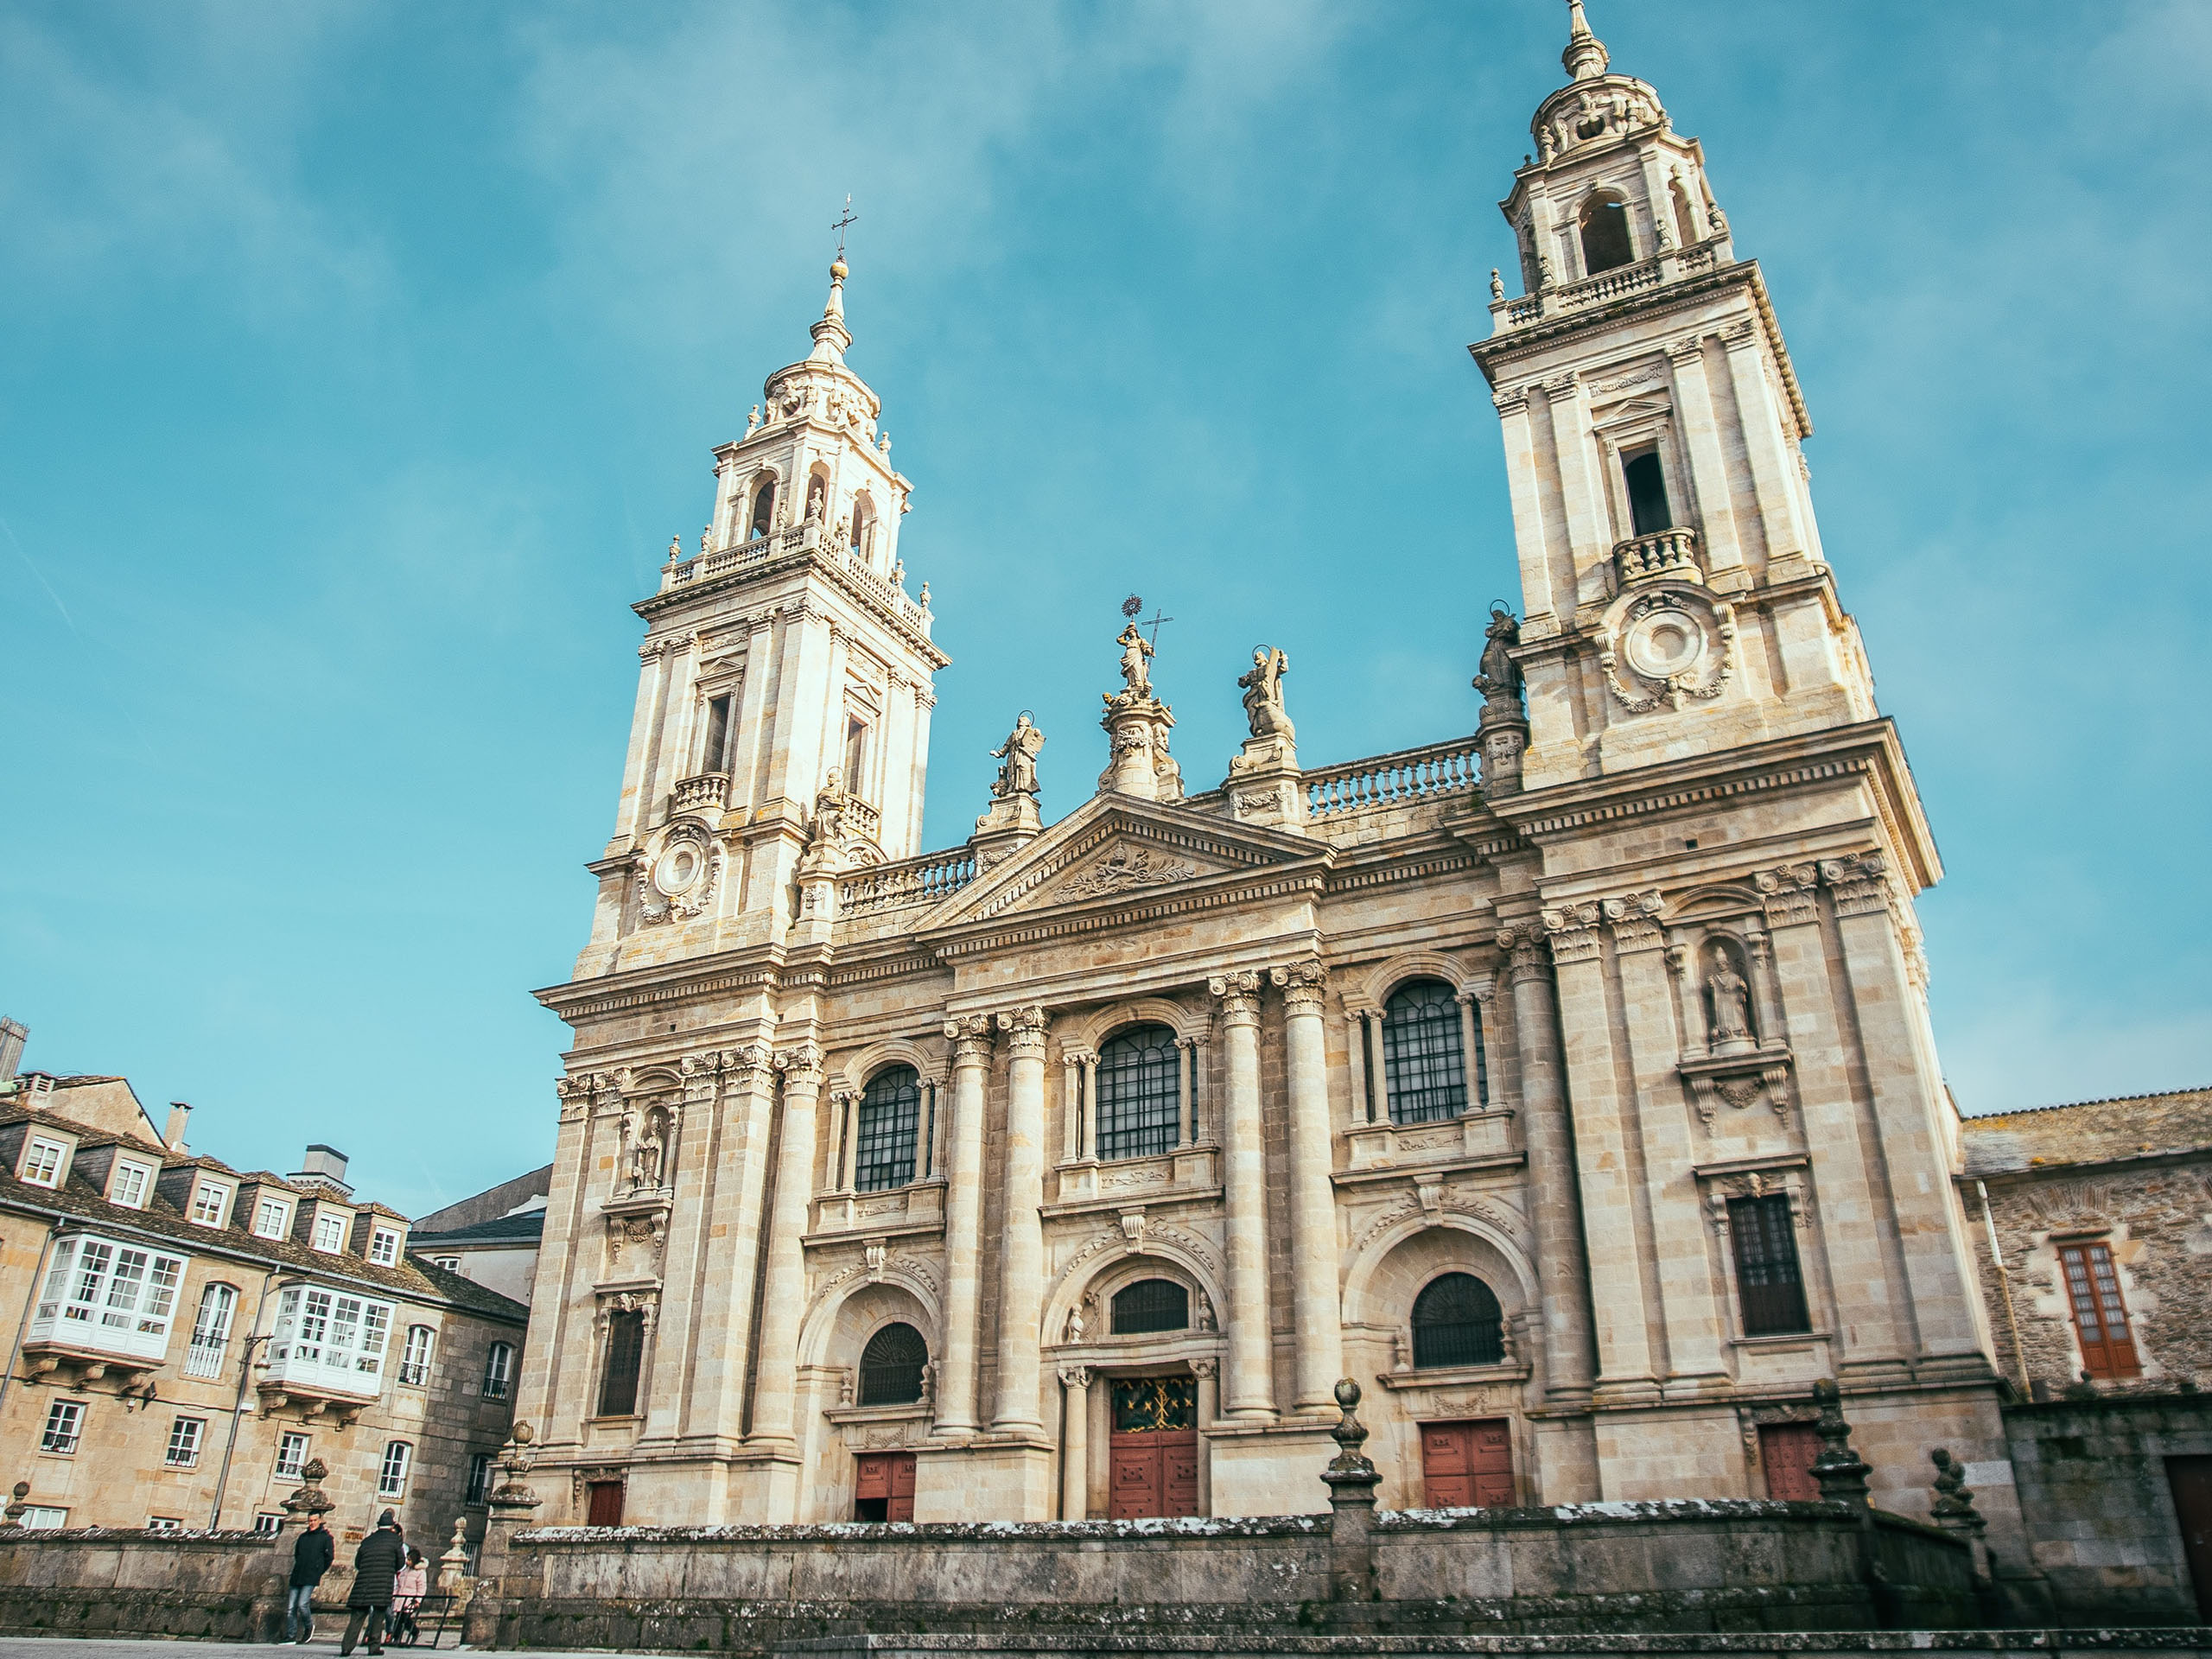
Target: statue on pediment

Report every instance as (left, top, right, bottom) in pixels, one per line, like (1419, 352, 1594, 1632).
(990, 713, 1045, 799)
(1116, 622, 1154, 701)
(1238, 646, 1294, 743)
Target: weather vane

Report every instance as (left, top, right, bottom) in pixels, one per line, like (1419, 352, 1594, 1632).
(1122, 593, 1174, 646)
(832, 194, 858, 261)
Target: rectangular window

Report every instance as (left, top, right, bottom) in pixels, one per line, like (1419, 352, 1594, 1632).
(20, 1506, 68, 1529)
(702, 695, 734, 775)
(598, 1310, 646, 1417)
(41, 1399, 84, 1454)
(270, 1286, 396, 1388)
(190, 1181, 232, 1227)
(2061, 1241, 2143, 1379)
(1623, 447, 1673, 537)
(110, 1162, 152, 1209)
(312, 1213, 346, 1253)
(400, 1325, 435, 1387)
(433, 1256, 461, 1273)
(254, 1198, 290, 1239)
(275, 1432, 310, 1480)
(466, 1452, 493, 1505)
(368, 1228, 401, 1266)
(482, 1342, 514, 1401)
(378, 1440, 412, 1498)
(22, 1138, 67, 1186)
(163, 1416, 205, 1468)
(843, 718, 869, 797)
(146, 1516, 181, 1531)
(253, 1512, 283, 1535)
(1729, 1194, 1812, 1336)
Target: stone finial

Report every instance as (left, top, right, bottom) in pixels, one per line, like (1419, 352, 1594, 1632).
(1563, 0, 1610, 82)
(3, 1480, 29, 1527)
(1928, 1447, 1986, 1535)
(436, 1515, 472, 1594)
(1808, 1379, 1872, 1511)
(1325, 1378, 1377, 1483)
(282, 1458, 334, 1516)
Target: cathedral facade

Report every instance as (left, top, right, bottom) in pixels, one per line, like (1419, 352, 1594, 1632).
(518, 4, 2016, 1541)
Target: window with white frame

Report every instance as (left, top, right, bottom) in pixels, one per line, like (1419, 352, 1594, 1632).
(185, 1283, 237, 1379)
(312, 1212, 346, 1253)
(432, 1255, 461, 1272)
(253, 1198, 290, 1239)
(163, 1417, 205, 1468)
(269, 1285, 393, 1394)
(22, 1137, 67, 1187)
(40, 1399, 84, 1454)
(399, 1325, 435, 1386)
(252, 1512, 283, 1535)
(32, 1236, 186, 1359)
(466, 1451, 493, 1505)
(190, 1180, 232, 1227)
(109, 1161, 154, 1209)
(147, 1516, 181, 1531)
(19, 1506, 68, 1529)
(275, 1431, 310, 1480)
(378, 1440, 412, 1498)
(481, 1341, 514, 1401)
(368, 1227, 401, 1266)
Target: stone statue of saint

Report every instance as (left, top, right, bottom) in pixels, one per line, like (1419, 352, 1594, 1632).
(1116, 621, 1154, 700)
(1237, 646, 1294, 741)
(629, 1109, 666, 1189)
(989, 713, 1045, 798)
(804, 474, 828, 523)
(1705, 945, 1754, 1045)
(1472, 606, 1524, 707)
(810, 766, 849, 849)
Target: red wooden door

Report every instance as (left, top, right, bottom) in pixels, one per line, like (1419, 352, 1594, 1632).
(2168, 1457, 2212, 1619)
(1760, 1424, 1821, 1502)
(855, 1452, 916, 1522)
(1420, 1419, 1514, 1509)
(1109, 1430, 1197, 1518)
(584, 1480, 625, 1526)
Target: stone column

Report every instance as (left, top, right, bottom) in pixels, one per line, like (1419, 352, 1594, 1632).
(1454, 990, 1487, 1109)
(934, 1016, 994, 1436)
(1719, 321, 1815, 565)
(994, 1007, 1050, 1433)
(1661, 334, 1745, 581)
(1080, 1054, 1099, 1160)
(835, 1090, 861, 1192)
(1363, 1010, 1389, 1124)
(1176, 1039, 1197, 1147)
(1274, 961, 1342, 1413)
(1058, 1366, 1091, 1520)
(1210, 970, 1274, 1418)
(1343, 1009, 1371, 1126)
(747, 1044, 825, 1448)
(1497, 925, 1594, 1405)
(1192, 1357, 1217, 1515)
(1493, 385, 1562, 628)
(1061, 1052, 1083, 1165)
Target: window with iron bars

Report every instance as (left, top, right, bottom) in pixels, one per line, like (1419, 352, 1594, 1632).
(1728, 1194, 1811, 1337)
(1095, 1025, 1179, 1162)
(1381, 980, 1470, 1125)
(854, 1067, 920, 1193)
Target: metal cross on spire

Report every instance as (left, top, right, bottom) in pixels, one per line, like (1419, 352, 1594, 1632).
(831, 195, 858, 261)
(1122, 593, 1175, 646)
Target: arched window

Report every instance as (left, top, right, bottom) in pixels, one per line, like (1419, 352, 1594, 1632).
(1111, 1279, 1188, 1335)
(1095, 1024, 1180, 1162)
(399, 1324, 435, 1386)
(857, 1321, 927, 1406)
(849, 497, 873, 557)
(1579, 194, 1635, 275)
(855, 1066, 921, 1193)
(185, 1282, 236, 1377)
(1382, 979, 1470, 1125)
(1412, 1273, 1504, 1369)
(482, 1340, 514, 1401)
(749, 478, 777, 539)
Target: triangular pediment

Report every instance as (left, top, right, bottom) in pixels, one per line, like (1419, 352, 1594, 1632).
(916, 792, 1332, 938)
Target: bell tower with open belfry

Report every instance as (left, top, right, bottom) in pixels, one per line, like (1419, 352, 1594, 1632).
(577, 254, 946, 976)
(1471, 0, 1875, 790)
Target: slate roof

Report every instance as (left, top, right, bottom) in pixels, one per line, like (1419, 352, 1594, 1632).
(1959, 1084, 2212, 1179)
(410, 1211, 546, 1247)
(0, 1103, 527, 1325)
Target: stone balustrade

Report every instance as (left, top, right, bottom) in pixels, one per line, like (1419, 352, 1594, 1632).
(1485, 238, 1731, 334)
(1613, 525, 1704, 587)
(672, 772, 729, 813)
(1305, 738, 1481, 820)
(838, 846, 976, 915)
(658, 523, 932, 635)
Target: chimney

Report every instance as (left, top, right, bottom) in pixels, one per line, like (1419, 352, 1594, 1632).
(291, 1144, 353, 1197)
(164, 1103, 193, 1152)
(0, 1019, 25, 1082)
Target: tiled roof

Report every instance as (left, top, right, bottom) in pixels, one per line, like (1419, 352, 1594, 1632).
(410, 1211, 546, 1246)
(1960, 1085, 2212, 1178)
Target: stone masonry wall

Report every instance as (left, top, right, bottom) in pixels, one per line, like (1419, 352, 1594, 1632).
(0, 1527, 287, 1641)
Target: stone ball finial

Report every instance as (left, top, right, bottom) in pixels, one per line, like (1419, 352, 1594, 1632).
(830, 259, 849, 283)
(512, 1421, 535, 1446)
(1334, 1377, 1361, 1412)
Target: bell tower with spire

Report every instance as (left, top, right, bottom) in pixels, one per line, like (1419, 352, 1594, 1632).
(1471, 0, 1873, 789)
(576, 257, 947, 973)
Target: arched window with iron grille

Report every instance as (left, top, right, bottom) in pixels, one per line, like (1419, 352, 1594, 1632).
(857, 1321, 928, 1406)
(1411, 1273, 1504, 1370)
(1110, 1279, 1188, 1335)
(1095, 1025, 1180, 1162)
(1382, 980, 1471, 1125)
(855, 1066, 921, 1192)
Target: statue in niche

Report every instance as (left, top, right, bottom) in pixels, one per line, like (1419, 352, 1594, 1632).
(1704, 942, 1755, 1048)
(1472, 606, 1524, 710)
(804, 474, 828, 523)
(1237, 647, 1294, 743)
(1116, 621, 1154, 701)
(810, 767, 849, 849)
(628, 1107, 668, 1190)
(989, 713, 1046, 798)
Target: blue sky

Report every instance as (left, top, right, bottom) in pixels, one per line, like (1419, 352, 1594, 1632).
(3, 0, 2206, 1218)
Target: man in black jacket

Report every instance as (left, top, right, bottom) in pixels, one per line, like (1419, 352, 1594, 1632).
(284, 1515, 334, 1643)
(340, 1511, 407, 1656)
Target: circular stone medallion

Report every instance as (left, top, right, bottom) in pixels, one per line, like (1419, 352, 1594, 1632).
(1623, 605, 1707, 682)
(652, 842, 703, 898)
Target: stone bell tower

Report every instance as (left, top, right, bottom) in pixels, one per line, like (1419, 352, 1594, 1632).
(575, 259, 948, 973)
(1471, 0, 1876, 790)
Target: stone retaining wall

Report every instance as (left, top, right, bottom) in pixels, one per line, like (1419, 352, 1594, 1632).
(779, 1633, 2212, 1659)
(465, 1500, 1974, 1654)
(0, 1527, 288, 1642)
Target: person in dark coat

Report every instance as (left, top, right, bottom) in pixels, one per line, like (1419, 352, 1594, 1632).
(285, 1514, 334, 1643)
(341, 1510, 407, 1656)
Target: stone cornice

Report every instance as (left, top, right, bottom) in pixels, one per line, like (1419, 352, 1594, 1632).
(1486, 719, 1940, 894)
(632, 544, 949, 671)
(925, 868, 1330, 961)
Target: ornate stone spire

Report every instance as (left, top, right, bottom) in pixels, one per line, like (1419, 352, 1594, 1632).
(808, 258, 852, 365)
(1563, 0, 1610, 82)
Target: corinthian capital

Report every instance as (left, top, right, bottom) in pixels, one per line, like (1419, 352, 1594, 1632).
(1207, 969, 1262, 1019)
(1268, 960, 1327, 1011)
(1494, 925, 1550, 986)
(1541, 900, 1604, 966)
(773, 1044, 825, 1088)
(1602, 888, 1666, 950)
(1754, 862, 1821, 928)
(1820, 852, 1893, 919)
(942, 1013, 995, 1061)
